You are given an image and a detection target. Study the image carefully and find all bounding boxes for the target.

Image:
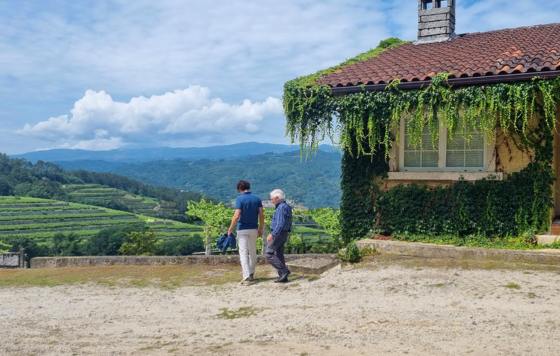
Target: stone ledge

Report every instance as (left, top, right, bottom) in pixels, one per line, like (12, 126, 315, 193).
(30, 254, 336, 269)
(387, 171, 503, 182)
(536, 235, 560, 245)
(356, 239, 560, 266)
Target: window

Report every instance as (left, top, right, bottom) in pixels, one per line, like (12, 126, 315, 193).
(403, 125, 438, 168)
(422, 0, 434, 10)
(400, 120, 488, 171)
(446, 129, 484, 168)
(423, 0, 448, 9)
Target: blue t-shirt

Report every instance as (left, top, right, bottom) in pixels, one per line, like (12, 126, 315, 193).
(235, 192, 263, 230)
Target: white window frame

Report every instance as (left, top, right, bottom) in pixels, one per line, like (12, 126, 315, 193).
(398, 118, 495, 172)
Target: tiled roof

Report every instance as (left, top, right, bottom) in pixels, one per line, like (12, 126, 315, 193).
(318, 23, 560, 88)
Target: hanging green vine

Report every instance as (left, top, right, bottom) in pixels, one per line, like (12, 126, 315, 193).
(284, 36, 560, 156)
(285, 74, 560, 156)
(283, 37, 407, 152)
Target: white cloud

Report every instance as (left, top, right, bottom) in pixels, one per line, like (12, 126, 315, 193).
(68, 137, 123, 151)
(19, 86, 283, 150)
(2, 0, 560, 153)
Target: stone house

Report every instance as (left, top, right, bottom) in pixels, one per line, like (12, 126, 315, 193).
(284, 0, 560, 240)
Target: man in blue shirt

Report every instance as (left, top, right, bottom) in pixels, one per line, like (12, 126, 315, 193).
(266, 188, 293, 283)
(227, 180, 264, 285)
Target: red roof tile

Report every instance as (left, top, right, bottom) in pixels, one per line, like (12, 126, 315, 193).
(318, 23, 560, 88)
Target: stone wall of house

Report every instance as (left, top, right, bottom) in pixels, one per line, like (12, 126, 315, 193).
(495, 131, 534, 174)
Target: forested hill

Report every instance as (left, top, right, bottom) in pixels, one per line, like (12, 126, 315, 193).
(0, 153, 203, 220)
(56, 150, 342, 208)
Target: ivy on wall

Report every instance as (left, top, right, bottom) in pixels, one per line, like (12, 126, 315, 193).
(284, 37, 560, 240)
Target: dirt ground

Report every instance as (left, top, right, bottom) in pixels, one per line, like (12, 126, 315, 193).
(1, 257, 560, 355)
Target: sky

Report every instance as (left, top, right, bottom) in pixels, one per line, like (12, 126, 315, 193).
(1, 0, 559, 154)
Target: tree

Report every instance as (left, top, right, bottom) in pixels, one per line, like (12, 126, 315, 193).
(51, 233, 84, 256)
(0, 236, 49, 259)
(85, 224, 147, 255)
(309, 208, 342, 247)
(187, 199, 232, 255)
(0, 177, 13, 196)
(0, 240, 10, 253)
(119, 230, 160, 256)
(157, 235, 204, 256)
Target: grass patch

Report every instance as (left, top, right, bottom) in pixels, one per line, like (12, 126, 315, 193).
(217, 307, 260, 320)
(429, 283, 447, 288)
(391, 233, 544, 250)
(360, 255, 560, 273)
(504, 282, 522, 290)
(0, 265, 241, 289)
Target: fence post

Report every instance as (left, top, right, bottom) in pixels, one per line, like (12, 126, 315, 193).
(19, 248, 25, 268)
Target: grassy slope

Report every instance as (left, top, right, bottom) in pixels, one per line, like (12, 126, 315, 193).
(62, 184, 183, 220)
(0, 196, 202, 245)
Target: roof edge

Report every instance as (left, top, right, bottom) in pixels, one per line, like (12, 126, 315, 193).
(331, 71, 560, 96)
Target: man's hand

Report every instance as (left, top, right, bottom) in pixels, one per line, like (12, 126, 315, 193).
(227, 228, 233, 236)
(267, 234, 273, 243)
(257, 228, 263, 238)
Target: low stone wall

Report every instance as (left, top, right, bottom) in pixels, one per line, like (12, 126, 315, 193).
(30, 254, 335, 269)
(1, 252, 25, 268)
(357, 239, 560, 266)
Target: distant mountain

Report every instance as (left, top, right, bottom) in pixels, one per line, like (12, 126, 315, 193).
(56, 150, 343, 209)
(15, 142, 339, 163)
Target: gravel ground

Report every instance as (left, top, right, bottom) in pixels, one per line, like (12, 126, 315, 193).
(1, 257, 560, 355)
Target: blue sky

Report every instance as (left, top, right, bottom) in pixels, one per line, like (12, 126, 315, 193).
(1, 0, 559, 154)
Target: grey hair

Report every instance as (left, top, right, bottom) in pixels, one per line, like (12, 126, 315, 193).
(270, 189, 285, 200)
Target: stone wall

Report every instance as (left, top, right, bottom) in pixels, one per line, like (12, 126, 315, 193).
(1, 253, 21, 268)
(30, 254, 335, 269)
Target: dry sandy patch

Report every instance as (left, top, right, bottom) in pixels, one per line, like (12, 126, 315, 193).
(1, 257, 560, 355)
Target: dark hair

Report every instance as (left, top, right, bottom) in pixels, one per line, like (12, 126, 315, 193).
(237, 180, 251, 191)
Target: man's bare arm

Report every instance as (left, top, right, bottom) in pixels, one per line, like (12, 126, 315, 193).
(227, 209, 241, 235)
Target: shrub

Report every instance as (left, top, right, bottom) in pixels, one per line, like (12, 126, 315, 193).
(85, 224, 147, 256)
(0, 236, 49, 259)
(376, 162, 553, 238)
(338, 241, 362, 263)
(0, 240, 11, 253)
(157, 236, 204, 256)
(51, 233, 85, 256)
(119, 230, 160, 256)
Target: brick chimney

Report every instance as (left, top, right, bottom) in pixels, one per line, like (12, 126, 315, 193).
(417, 0, 456, 44)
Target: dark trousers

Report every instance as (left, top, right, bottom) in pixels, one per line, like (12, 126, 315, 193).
(265, 232, 289, 276)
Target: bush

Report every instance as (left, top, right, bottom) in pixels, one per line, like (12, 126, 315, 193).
(0, 236, 50, 259)
(105, 199, 131, 212)
(157, 236, 204, 256)
(0, 240, 11, 253)
(119, 230, 160, 256)
(0, 177, 13, 196)
(338, 241, 362, 263)
(51, 233, 85, 256)
(85, 224, 147, 256)
(376, 162, 553, 238)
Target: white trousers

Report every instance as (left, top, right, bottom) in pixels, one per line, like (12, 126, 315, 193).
(237, 229, 258, 280)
